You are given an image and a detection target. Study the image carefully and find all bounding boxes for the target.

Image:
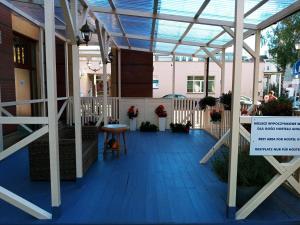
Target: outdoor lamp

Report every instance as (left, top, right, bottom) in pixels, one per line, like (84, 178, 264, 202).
(80, 21, 92, 46)
(106, 51, 113, 64)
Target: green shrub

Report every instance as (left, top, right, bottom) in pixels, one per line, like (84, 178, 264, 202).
(212, 151, 276, 187)
(140, 121, 158, 132)
(199, 96, 216, 110)
(260, 97, 293, 116)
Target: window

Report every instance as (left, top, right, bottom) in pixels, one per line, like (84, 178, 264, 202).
(187, 76, 215, 93)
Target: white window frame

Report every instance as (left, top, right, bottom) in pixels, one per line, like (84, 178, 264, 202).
(187, 75, 215, 94)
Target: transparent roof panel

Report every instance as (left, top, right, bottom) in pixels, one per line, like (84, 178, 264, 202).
(158, 0, 206, 17)
(120, 15, 152, 37)
(85, 0, 111, 8)
(114, 36, 128, 47)
(154, 42, 176, 52)
(184, 24, 223, 43)
(94, 12, 121, 33)
(175, 45, 200, 54)
(129, 39, 151, 49)
(114, 0, 154, 12)
(199, 0, 261, 22)
(195, 49, 205, 56)
(155, 20, 189, 40)
(244, 0, 297, 24)
(211, 33, 232, 45)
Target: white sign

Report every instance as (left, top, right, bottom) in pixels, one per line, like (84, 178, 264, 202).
(250, 116, 300, 156)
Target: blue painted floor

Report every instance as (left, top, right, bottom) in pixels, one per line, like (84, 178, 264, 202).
(1, 130, 300, 225)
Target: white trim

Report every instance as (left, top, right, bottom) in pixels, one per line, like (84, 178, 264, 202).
(118, 50, 121, 98)
(38, 28, 46, 116)
(172, 54, 176, 95)
(221, 48, 226, 94)
(0, 117, 48, 124)
(202, 47, 222, 68)
(60, 0, 77, 42)
(0, 108, 33, 133)
(252, 30, 261, 103)
(0, 186, 51, 220)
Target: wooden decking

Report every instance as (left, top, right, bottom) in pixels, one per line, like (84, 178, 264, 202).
(0, 130, 300, 224)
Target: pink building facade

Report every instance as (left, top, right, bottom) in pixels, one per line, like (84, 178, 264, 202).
(153, 61, 265, 99)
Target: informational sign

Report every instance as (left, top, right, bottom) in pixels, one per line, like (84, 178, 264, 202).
(153, 79, 159, 89)
(292, 60, 300, 77)
(250, 116, 300, 156)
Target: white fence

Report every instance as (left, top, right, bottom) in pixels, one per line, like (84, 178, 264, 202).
(81, 97, 205, 129)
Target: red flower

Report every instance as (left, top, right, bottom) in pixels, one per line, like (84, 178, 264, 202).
(128, 106, 138, 119)
(155, 105, 167, 117)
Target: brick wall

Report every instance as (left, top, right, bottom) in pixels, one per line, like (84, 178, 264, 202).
(0, 4, 16, 134)
(121, 49, 153, 97)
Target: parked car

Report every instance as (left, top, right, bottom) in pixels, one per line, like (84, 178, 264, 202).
(162, 94, 187, 99)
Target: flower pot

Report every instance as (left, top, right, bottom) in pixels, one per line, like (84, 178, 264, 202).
(129, 117, 137, 131)
(158, 117, 166, 131)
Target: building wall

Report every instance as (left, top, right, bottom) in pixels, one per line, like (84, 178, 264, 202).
(153, 61, 265, 99)
(0, 4, 16, 134)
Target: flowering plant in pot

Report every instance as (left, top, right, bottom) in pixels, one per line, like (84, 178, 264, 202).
(170, 121, 192, 133)
(210, 110, 222, 123)
(220, 91, 232, 110)
(199, 96, 216, 110)
(127, 106, 138, 131)
(155, 105, 167, 131)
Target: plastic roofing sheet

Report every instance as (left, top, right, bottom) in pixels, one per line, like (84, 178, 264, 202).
(120, 15, 152, 37)
(114, 36, 128, 46)
(153, 42, 176, 52)
(129, 38, 151, 49)
(155, 19, 189, 40)
(158, 0, 206, 17)
(175, 45, 200, 54)
(183, 24, 223, 43)
(94, 12, 121, 33)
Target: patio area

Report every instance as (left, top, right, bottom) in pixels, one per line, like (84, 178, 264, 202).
(1, 130, 300, 224)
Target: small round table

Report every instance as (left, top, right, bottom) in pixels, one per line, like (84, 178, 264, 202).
(102, 124, 128, 158)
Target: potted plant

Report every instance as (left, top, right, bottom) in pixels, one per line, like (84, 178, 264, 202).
(210, 110, 222, 123)
(170, 121, 192, 133)
(220, 91, 232, 110)
(260, 97, 292, 116)
(127, 106, 138, 131)
(155, 105, 167, 131)
(140, 121, 158, 132)
(199, 96, 216, 110)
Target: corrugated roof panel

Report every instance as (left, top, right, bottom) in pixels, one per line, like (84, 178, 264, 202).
(155, 19, 189, 40)
(120, 15, 152, 37)
(154, 42, 176, 52)
(175, 45, 200, 54)
(94, 12, 121, 33)
(184, 24, 223, 43)
(158, 0, 206, 17)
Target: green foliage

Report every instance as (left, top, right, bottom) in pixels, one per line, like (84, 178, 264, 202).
(170, 121, 192, 133)
(199, 96, 216, 110)
(267, 12, 300, 72)
(140, 121, 158, 132)
(212, 151, 276, 187)
(220, 91, 232, 110)
(260, 97, 293, 116)
(210, 110, 222, 122)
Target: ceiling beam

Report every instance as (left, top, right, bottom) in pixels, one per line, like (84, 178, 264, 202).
(244, 0, 268, 18)
(150, 0, 159, 52)
(222, 26, 256, 58)
(110, 32, 223, 49)
(107, 0, 130, 48)
(207, 30, 225, 45)
(91, 6, 257, 30)
(171, 0, 210, 53)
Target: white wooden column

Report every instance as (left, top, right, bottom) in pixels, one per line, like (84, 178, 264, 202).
(227, 0, 245, 217)
(118, 49, 121, 98)
(103, 57, 108, 125)
(38, 28, 46, 116)
(64, 42, 71, 125)
(44, 0, 61, 207)
(203, 58, 208, 96)
(0, 86, 3, 152)
(252, 30, 261, 104)
(70, 0, 83, 178)
(172, 54, 176, 95)
(221, 48, 226, 94)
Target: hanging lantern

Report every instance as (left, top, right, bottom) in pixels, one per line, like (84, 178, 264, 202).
(80, 21, 92, 45)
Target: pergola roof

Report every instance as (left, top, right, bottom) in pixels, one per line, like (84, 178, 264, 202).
(86, 0, 300, 57)
(4, 0, 300, 58)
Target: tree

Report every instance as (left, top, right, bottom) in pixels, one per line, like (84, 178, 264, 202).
(267, 12, 300, 72)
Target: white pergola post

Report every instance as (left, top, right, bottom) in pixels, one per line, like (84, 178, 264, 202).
(44, 0, 61, 208)
(172, 54, 176, 95)
(227, 0, 245, 218)
(103, 50, 108, 125)
(0, 86, 3, 152)
(252, 30, 261, 104)
(70, 0, 83, 178)
(118, 49, 121, 98)
(64, 42, 70, 125)
(221, 48, 226, 94)
(203, 58, 208, 96)
(38, 28, 46, 116)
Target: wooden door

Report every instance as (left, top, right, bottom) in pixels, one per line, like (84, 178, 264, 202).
(14, 68, 31, 116)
